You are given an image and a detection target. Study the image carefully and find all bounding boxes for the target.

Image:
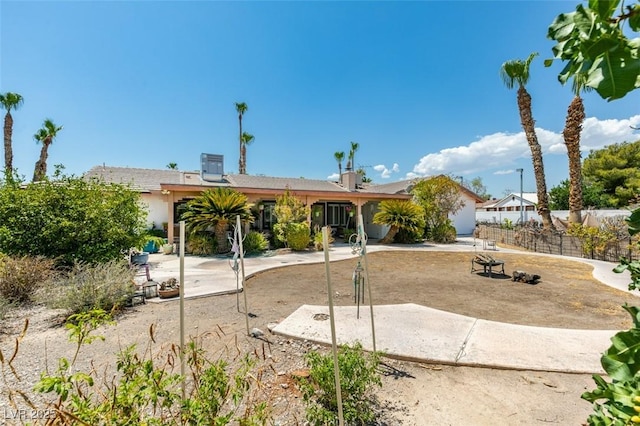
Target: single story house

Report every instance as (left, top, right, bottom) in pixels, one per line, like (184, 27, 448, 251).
(476, 192, 538, 224)
(85, 165, 482, 241)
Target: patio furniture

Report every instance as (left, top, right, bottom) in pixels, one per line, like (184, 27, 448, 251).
(471, 254, 505, 278)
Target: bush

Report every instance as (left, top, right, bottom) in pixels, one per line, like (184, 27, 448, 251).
(186, 232, 216, 255)
(23, 310, 272, 425)
(0, 255, 56, 304)
(313, 226, 334, 250)
(427, 221, 457, 243)
(0, 297, 12, 320)
(0, 174, 148, 266)
(285, 222, 311, 251)
(42, 260, 135, 315)
(243, 231, 269, 254)
(298, 342, 381, 425)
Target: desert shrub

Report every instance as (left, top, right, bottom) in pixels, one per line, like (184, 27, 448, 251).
(0, 255, 56, 304)
(0, 174, 147, 266)
(243, 230, 269, 254)
(186, 232, 216, 255)
(27, 310, 272, 425)
(0, 297, 12, 320)
(42, 260, 135, 315)
(427, 220, 457, 244)
(342, 228, 356, 242)
(312, 226, 334, 251)
(394, 227, 423, 244)
(285, 222, 311, 251)
(298, 342, 381, 425)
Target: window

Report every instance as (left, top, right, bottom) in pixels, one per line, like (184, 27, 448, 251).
(327, 203, 351, 226)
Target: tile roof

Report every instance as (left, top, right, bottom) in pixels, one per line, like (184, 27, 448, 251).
(84, 166, 183, 191)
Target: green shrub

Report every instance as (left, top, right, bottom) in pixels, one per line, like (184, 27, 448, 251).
(427, 220, 457, 243)
(0, 255, 56, 304)
(42, 260, 135, 315)
(27, 310, 272, 425)
(285, 222, 311, 251)
(342, 228, 356, 243)
(298, 342, 381, 425)
(243, 230, 269, 254)
(0, 174, 148, 266)
(186, 232, 216, 255)
(394, 227, 423, 243)
(313, 226, 334, 250)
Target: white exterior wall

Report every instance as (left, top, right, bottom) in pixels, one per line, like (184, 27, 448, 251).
(476, 209, 631, 224)
(362, 201, 388, 239)
(141, 194, 169, 230)
(450, 193, 477, 235)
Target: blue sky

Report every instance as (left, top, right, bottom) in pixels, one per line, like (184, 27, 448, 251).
(2, 1, 640, 199)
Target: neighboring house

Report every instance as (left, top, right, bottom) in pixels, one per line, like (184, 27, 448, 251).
(476, 192, 538, 224)
(85, 165, 481, 241)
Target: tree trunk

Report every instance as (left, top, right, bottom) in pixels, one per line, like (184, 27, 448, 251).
(517, 86, 555, 231)
(379, 225, 399, 244)
(215, 220, 230, 254)
(238, 115, 244, 174)
(564, 95, 585, 224)
(32, 141, 50, 182)
(3, 112, 12, 172)
(241, 144, 247, 175)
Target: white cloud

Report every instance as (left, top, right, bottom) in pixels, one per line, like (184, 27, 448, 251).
(494, 169, 517, 175)
(327, 173, 339, 180)
(409, 115, 640, 178)
(373, 163, 400, 179)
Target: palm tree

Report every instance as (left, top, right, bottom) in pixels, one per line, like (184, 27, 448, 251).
(373, 199, 425, 244)
(347, 141, 359, 171)
(166, 162, 178, 170)
(334, 151, 345, 178)
(235, 102, 248, 174)
(33, 119, 63, 182)
(0, 92, 24, 173)
(181, 187, 254, 253)
(240, 132, 255, 174)
(563, 76, 589, 224)
(500, 53, 555, 231)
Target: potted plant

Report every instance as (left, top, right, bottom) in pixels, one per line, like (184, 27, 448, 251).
(129, 248, 149, 265)
(312, 205, 323, 218)
(162, 243, 174, 255)
(159, 277, 180, 298)
(143, 236, 166, 254)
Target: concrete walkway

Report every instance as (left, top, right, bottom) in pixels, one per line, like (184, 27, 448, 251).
(141, 238, 636, 374)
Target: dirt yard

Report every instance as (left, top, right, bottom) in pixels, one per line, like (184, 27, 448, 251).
(2, 249, 638, 425)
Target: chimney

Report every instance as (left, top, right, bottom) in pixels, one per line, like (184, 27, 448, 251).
(341, 171, 358, 191)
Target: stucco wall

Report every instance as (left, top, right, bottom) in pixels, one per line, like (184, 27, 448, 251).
(450, 193, 477, 235)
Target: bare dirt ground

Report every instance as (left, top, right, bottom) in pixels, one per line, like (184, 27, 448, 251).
(2, 249, 638, 425)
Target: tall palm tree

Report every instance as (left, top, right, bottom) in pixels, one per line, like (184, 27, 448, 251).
(347, 141, 359, 171)
(166, 162, 178, 170)
(500, 53, 555, 231)
(33, 119, 63, 182)
(334, 151, 345, 177)
(0, 92, 24, 173)
(235, 102, 248, 174)
(181, 187, 254, 253)
(240, 132, 254, 173)
(563, 76, 589, 224)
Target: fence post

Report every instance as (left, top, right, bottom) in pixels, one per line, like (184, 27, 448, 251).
(559, 234, 562, 256)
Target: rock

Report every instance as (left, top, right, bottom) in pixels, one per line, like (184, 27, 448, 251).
(250, 327, 264, 338)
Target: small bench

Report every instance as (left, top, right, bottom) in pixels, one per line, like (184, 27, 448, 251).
(471, 254, 505, 278)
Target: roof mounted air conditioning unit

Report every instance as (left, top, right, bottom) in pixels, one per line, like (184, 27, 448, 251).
(201, 153, 224, 182)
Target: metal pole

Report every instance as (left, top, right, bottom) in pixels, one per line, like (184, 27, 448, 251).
(237, 215, 250, 336)
(517, 168, 524, 225)
(179, 220, 186, 399)
(323, 226, 344, 426)
(359, 213, 376, 353)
